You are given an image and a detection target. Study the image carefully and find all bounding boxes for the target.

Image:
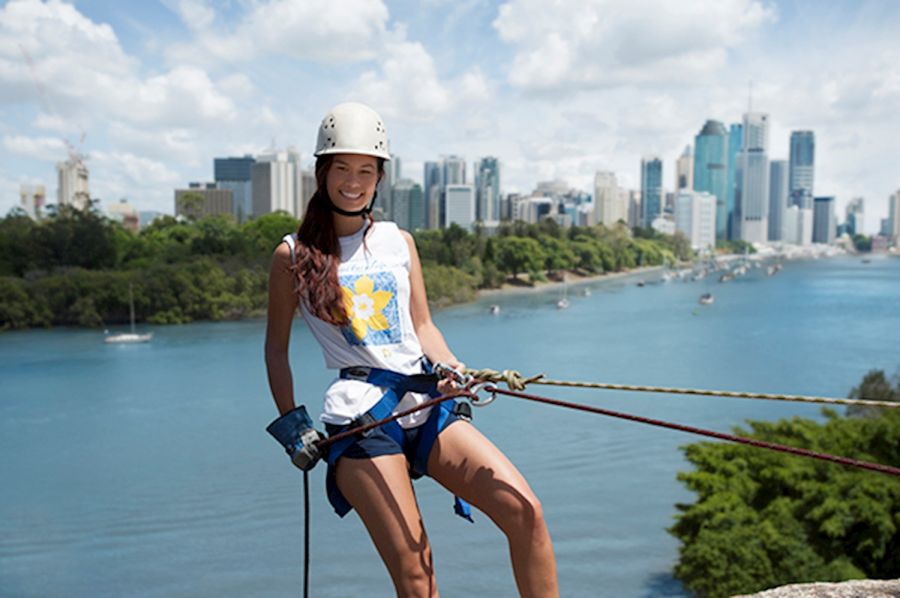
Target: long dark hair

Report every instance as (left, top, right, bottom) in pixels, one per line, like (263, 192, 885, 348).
(293, 154, 384, 325)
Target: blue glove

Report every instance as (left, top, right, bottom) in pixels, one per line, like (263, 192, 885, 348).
(266, 405, 325, 471)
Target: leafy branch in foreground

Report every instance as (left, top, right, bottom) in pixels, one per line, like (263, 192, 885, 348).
(669, 369, 900, 598)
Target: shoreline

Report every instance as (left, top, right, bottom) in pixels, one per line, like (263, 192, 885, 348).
(475, 265, 666, 300)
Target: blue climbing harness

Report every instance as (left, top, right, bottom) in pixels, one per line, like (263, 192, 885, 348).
(324, 363, 474, 522)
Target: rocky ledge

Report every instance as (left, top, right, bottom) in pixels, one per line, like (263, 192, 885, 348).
(733, 579, 900, 598)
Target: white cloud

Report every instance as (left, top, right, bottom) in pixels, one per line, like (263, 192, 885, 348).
(167, 0, 391, 65)
(356, 40, 492, 124)
(89, 150, 182, 211)
(166, 0, 216, 31)
(0, 0, 238, 129)
(3, 134, 67, 161)
(493, 0, 776, 90)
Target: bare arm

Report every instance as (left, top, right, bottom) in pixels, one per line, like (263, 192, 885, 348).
(402, 230, 463, 374)
(265, 242, 300, 416)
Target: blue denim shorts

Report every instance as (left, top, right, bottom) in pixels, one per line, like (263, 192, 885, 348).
(325, 409, 462, 479)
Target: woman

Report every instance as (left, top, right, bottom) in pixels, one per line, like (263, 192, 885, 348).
(265, 101, 558, 597)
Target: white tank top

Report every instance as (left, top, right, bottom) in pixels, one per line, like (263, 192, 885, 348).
(283, 222, 432, 428)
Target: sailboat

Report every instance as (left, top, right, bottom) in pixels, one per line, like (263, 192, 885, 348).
(104, 283, 153, 344)
(556, 275, 570, 309)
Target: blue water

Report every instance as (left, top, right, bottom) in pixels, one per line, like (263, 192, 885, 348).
(2, 255, 899, 597)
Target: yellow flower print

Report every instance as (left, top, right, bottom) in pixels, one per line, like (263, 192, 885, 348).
(342, 275, 393, 341)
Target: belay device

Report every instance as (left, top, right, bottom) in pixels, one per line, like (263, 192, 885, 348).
(266, 405, 325, 471)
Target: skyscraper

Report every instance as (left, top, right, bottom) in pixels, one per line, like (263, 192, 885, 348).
(445, 184, 475, 230)
(640, 156, 663, 228)
(887, 189, 900, 244)
(443, 156, 466, 186)
(813, 196, 836, 244)
(57, 157, 90, 210)
(789, 131, 815, 209)
(726, 123, 743, 239)
(423, 161, 443, 229)
(735, 149, 770, 243)
(375, 153, 395, 220)
(743, 112, 770, 151)
(593, 171, 624, 227)
(391, 179, 424, 231)
(768, 160, 788, 242)
(214, 155, 255, 222)
(693, 120, 728, 239)
(476, 156, 500, 223)
(845, 197, 864, 237)
(735, 112, 770, 243)
(888, 190, 900, 241)
(675, 145, 693, 191)
(674, 190, 716, 252)
(252, 149, 298, 217)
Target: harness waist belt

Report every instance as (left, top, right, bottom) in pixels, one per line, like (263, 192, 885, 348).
(327, 364, 473, 522)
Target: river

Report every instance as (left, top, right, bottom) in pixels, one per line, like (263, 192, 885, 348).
(1, 255, 898, 597)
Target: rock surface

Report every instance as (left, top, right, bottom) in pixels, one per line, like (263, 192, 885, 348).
(733, 579, 900, 598)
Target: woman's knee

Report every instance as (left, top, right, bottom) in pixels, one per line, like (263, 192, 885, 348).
(491, 488, 547, 539)
(391, 550, 437, 598)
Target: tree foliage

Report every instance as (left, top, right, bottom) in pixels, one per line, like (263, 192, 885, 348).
(1, 206, 698, 329)
(670, 369, 900, 598)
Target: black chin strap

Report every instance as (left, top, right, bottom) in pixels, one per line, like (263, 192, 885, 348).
(328, 191, 377, 217)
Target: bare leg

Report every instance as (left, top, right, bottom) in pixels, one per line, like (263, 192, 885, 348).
(428, 421, 559, 598)
(335, 454, 439, 598)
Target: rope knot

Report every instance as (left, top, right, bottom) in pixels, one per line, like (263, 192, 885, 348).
(464, 367, 544, 391)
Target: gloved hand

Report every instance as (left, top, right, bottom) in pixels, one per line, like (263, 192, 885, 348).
(266, 405, 325, 471)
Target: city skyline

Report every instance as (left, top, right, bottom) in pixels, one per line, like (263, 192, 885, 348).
(2, 0, 899, 233)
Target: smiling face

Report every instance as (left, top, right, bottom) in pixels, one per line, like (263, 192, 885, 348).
(326, 153, 380, 214)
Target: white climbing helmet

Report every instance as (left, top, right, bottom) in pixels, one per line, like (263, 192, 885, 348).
(314, 102, 391, 161)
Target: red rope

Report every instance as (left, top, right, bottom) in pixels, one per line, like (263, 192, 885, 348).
(312, 383, 899, 478)
(486, 385, 900, 478)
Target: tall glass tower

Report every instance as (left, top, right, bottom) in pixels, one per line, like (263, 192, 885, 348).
(476, 156, 500, 223)
(768, 160, 789, 241)
(726, 123, 743, 240)
(693, 120, 728, 239)
(641, 156, 663, 228)
(789, 131, 815, 209)
(214, 156, 255, 223)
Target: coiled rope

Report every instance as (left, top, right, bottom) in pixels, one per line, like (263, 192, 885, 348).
(463, 368, 900, 409)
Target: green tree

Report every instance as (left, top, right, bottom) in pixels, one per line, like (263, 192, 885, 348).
(846, 369, 900, 418)
(0, 209, 38, 276)
(852, 234, 872, 253)
(670, 368, 900, 598)
(241, 211, 298, 256)
(494, 236, 545, 278)
(176, 192, 206, 222)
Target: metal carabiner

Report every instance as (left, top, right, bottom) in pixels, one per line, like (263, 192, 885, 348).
(466, 381, 497, 407)
(434, 362, 472, 387)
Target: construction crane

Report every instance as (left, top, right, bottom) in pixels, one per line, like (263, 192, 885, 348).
(18, 42, 88, 164)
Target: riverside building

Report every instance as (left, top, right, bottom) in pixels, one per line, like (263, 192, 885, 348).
(674, 189, 716, 252)
(734, 112, 770, 244)
(214, 155, 255, 223)
(641, 156, 663, 228)
(693, 120, 729, 239)
(789, 131, 815, 209)
(57, 156, 90, 210)
(251, 148, 302, 218)
(175, 183, 234, 220)
(445, 184, 475, 231)
(768, 160, 789, 242)
(813, 196, 836, 244)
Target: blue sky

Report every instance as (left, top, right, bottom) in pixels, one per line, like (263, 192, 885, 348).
(2, 0, 898, 233)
